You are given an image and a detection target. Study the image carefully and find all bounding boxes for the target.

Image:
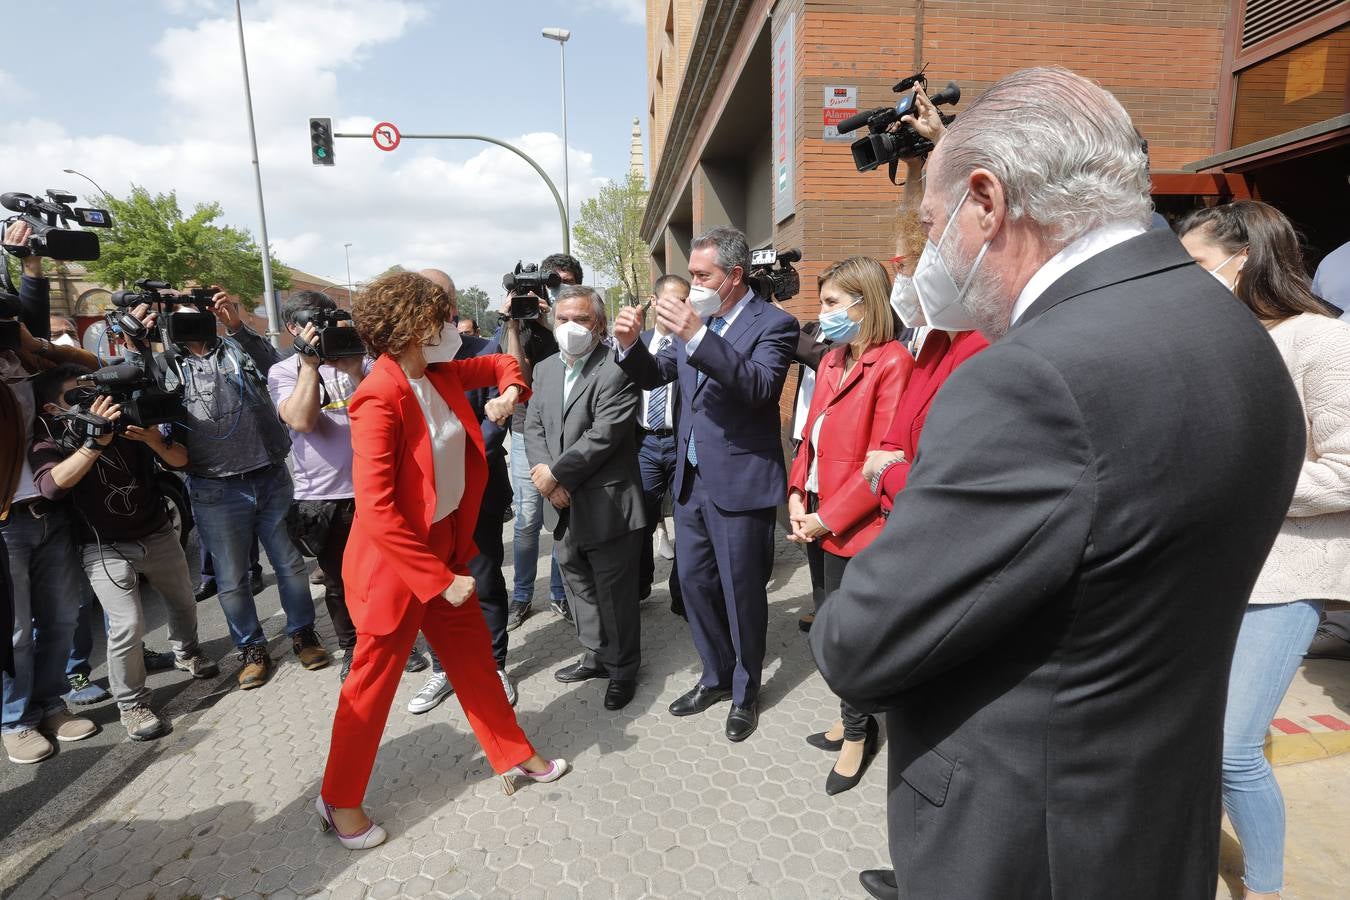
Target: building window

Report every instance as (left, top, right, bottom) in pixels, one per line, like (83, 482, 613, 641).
(1231, 25, 1349, 147)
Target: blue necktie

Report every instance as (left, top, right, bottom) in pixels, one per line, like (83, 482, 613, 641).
(686, 316, 728, 467)
(647, 338, 669, 430)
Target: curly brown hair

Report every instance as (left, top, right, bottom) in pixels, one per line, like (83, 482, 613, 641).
(893, 207, 928, 273)
(353, 272, 456, 358)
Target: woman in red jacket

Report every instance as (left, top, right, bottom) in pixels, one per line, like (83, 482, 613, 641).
(787, 256, 913, 795)
(317, 273, 569, 850)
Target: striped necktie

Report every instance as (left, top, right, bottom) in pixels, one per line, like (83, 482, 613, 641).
(686, 316, 728, 466)
(646, 338, 669, 430)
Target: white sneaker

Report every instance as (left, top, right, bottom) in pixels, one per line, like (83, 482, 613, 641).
(499, 669, 518, 707)
(407, 672, 453, 714)
(655, 524, 675, 560)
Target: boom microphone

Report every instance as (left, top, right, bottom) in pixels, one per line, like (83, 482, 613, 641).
(836, 107, 887, 136)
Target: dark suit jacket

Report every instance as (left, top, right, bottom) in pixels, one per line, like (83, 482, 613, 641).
(524, 346, 647, 546)
(811, 229, 1306, 899)
(617, 291, 798, 512)
(456, 332, 511, 515)
(638, 329, 681, 432)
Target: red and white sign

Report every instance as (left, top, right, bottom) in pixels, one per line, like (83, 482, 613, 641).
(372, 122, 401, 152)
(822, 85, 858, 142)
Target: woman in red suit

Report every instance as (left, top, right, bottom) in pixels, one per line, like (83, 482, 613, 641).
(317, 273, 569, 850)
(787, 256, 913, 795)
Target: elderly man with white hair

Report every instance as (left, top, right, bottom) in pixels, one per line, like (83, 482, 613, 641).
(811, 67, 1307, 900)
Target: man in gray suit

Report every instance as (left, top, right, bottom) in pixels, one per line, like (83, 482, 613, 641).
(525, 286, 647, 710)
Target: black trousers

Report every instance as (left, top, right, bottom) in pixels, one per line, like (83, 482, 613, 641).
(309, 499, 357, 652)
(806, 535, 872, 742)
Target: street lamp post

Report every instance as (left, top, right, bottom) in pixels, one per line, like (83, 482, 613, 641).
(542, 27, 572, 241)
(343, 242, 353, 305)
(62, 168, 109, 201)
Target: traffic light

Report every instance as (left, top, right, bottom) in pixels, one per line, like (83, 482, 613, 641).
(310, 117, 335, 166)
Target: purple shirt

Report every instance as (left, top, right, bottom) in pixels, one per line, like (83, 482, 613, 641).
(267, 354, 371, 500)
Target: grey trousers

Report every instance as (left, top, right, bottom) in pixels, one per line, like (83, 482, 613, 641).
(82, 521, 201, 710)
(554, 528, 643, 681)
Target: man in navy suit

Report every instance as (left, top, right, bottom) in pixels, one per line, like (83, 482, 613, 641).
(613, 226, 798, 741)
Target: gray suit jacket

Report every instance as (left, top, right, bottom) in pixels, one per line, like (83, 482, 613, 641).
(524, 346, 647, 546)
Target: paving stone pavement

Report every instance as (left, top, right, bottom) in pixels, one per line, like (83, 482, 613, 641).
(6, 528, 894, 900)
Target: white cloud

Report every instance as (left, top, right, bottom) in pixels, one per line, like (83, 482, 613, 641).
(577, 0, 645, 27)
(1, 0, 599, 302)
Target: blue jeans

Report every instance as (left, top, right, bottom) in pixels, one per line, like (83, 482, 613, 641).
(509, 430, 563, 605)
(2, 505, 84, 733)
(188, 464, 315, 649)
(66, 579, 100, 679)
(1222, 599, 1322, 895)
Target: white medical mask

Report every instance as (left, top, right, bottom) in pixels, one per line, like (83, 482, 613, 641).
(555, 320, 597, 357)
(818, 299, 862, 343)
(422, 323, 462, 364)
(51, 334, 80, 349)
(889, 271, 923, 328)
(912, 187, 989, 333)
(687, 270, 731, 318)
(1208, 249, 1245, 291)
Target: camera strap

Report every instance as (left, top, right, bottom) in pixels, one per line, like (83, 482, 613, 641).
(888, 158, 902, 186)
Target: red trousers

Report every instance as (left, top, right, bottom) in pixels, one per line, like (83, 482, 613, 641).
(320, 573, 535, 808)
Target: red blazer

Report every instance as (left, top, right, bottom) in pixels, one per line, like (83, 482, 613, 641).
(342, 353, 529, 636)
(789, 341, 913, 557)
(877, 329, 989, 508)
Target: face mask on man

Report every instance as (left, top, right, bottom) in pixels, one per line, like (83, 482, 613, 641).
(912, 187, 990, 333)
(422, 322, 462, 365)
(555, 320, 597, 357)
(818, 298, 863, 343)
(687, 269, 731, 318)
(1208, 249, 1246, 291)
(889, 272, 923, 328)
(51, 333, 80, 349)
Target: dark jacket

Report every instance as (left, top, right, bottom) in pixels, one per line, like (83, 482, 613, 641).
(811, 229, 1306, 899)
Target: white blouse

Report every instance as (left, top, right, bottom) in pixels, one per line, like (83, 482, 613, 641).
(408, 375, 466, 522)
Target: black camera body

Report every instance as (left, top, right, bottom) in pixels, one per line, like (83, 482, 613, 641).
(110, 280, 217, 345)
(48, 402, 117, 453)
(838, 71, 960, 176)
(292, 307, 366, 360)
(502, 262, 561, 320)
(76, 362, 184, 429)
(748, 247, 802, 303)
(1, 189, 112, 261)
(0, 288, 20, 351)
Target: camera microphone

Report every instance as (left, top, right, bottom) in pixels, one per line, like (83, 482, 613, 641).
(928, 81, 961, 106)
(836, 107, 885, 136)
(776, 248, 802, 264)
(81, 363, 146, 390)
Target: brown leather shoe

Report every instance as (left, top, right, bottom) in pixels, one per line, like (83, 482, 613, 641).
(238, 644, 272, 690)
(292, 627, 330, 671)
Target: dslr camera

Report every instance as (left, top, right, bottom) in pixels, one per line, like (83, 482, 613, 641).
(292, 307, 366, 360)
(109, 281, 218, 345)
(748, 247, 802, 303)
(0, 287, 21, 351)
(837, 69, 960, 178)
(502, 262, 561, 320)
(1, 189, 112, 261)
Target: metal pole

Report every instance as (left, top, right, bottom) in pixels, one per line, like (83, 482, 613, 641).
(333, 132, 569, 253)
(343, 242, 353, 305)
(559, 41, 571, 240)
(234, 0, 282, 348)
(62, 169, 109, 201)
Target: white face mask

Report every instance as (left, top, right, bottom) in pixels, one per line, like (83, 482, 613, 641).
(889, 271, 923, 328)
(51, 334, 80, 349)
(422, 322, 462, 365)
(687, 269, 731, 317)
(912, 188, 990, 333)
(555, 320, 597, 358)
(1208, 249, 1245, 291)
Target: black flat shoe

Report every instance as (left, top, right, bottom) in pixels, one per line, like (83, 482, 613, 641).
(798, 614, 814, 632)
(859, 868, 898, 900)
(825, 716, 879, 796)
(725, 702, 758, 742)
(554, 660, 607, 683)
(805, 731, 844, 752)
(668, 684, 732, 716)
(604, 679, 636, 710)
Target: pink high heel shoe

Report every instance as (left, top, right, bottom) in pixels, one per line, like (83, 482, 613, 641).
(314, 795, 387, 850)
(501, 758, 570, 795)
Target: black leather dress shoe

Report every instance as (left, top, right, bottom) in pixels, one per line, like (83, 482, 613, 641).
(859, 868, 898, 900)
(668, 684, 732, 716)
(554, 660, 607, 683)
(604, 679, 636, 710)
(725, 702, 758, 742)
(193, 581, 217, 604)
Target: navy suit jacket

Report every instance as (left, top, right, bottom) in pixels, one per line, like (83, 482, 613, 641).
(617, 292, 797, 512)
(456, 331, 511, 513)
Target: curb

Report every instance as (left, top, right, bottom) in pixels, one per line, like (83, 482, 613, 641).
(1266, 714, 1350, 766)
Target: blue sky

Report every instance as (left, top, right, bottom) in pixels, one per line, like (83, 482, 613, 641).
(0, 0, 648, 296)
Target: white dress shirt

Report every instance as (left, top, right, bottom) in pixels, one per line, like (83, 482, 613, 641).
(1009, 223, 1147, 327)
(407, 375, 466, 522)
(641, 330, 676, 430)
(684, 289, 756, 355)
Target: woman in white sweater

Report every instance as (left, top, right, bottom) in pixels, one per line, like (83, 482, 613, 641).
(1180, 200, 1350, 900)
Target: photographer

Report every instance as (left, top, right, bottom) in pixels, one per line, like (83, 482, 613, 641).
(171, 287, 326, 689)
(29, 365, 219, 742)
(498, 253, 578, 629)
(889, 82, 948, 209)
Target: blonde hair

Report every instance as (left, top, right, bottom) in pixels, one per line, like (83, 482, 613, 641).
(817, 256, 895, 349)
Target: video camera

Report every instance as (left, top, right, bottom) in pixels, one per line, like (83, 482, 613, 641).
(291, 307, 365, 360)
(837, 69, 960, 180)
(73, 362, 184, 429)
(1, 189, 112, 261)
(0, 287, 20, 351)
(748, 247, 802, 303)
(109, 280, 218, 345)
(502, 262, 561, 320)
(47, 398, 118, 453)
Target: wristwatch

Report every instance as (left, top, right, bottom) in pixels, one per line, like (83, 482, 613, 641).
(869, 455, 906, 495)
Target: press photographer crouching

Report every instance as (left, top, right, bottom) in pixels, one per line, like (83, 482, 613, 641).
(169, 286, 327, 689)
(28, 366, 219, 742)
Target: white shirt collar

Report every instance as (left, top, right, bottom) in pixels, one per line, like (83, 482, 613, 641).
(1010, 224, 1146, 326)
(716, 288, 756, 329)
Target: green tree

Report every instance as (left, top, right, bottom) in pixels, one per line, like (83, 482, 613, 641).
(456, 285, 492, 330)
(572, 172, 648, 306)
(85, 186, 290, 298)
